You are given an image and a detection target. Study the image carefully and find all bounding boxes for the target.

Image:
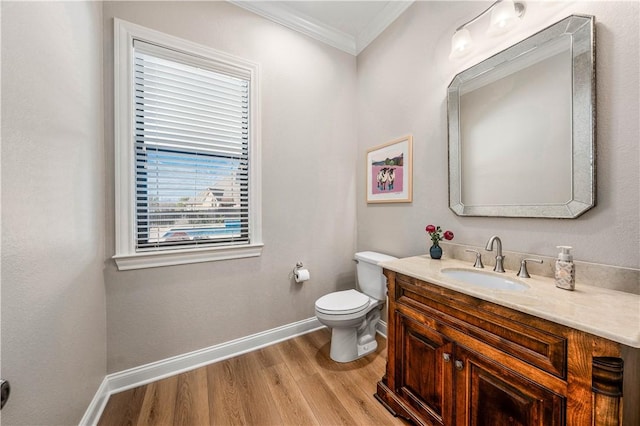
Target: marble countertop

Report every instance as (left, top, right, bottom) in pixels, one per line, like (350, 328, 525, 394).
(380, 255, 640, 348)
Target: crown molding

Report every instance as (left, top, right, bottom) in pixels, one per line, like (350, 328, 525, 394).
(355, 1, 414, 55)
(229, 0, 357, 55)
(229, 1, 415, 56)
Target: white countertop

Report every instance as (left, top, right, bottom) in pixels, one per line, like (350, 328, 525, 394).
(380, 255, 640, 348)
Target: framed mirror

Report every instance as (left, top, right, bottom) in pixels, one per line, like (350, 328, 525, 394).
(448, 15, 595, 218)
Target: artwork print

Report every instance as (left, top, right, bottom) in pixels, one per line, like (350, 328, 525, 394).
(366, 136, 412, 203)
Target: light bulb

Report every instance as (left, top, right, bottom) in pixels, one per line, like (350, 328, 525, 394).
(488, 0, 520, 36)
(449, 27, 473, 59)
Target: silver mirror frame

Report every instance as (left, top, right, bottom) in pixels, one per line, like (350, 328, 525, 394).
(448, 15, 595, 219)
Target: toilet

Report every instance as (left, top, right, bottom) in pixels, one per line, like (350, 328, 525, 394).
(315, 251, 398, 363)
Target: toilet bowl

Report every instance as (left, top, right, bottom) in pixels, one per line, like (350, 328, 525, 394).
(315, 251, 397, 363)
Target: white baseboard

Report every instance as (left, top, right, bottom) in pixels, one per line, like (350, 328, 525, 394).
(81, 317, 389, 425)
(78, 377, 110, 426)
(376, 319, 388, 338)
(79, 317, 323, 425)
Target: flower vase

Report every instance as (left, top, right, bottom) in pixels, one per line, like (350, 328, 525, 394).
(429, 244, 442, 259)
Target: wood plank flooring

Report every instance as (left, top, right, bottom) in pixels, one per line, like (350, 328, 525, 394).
(98, 328, 408, 426)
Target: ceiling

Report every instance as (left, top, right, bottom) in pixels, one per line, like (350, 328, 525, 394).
(229, 1, 415, 55)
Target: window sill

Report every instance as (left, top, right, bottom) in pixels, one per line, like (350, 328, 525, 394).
(113, 243, 264, 271)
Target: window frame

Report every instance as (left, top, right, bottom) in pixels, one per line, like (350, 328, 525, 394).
(113, 18, 262, 271)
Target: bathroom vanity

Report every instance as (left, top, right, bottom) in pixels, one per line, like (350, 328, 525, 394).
(375, 256, 639, 426)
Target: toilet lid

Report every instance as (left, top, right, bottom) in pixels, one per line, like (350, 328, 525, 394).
(315, 289, 370, 315)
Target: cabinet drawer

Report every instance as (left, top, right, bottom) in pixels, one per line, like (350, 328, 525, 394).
(394, 273, 567, 379)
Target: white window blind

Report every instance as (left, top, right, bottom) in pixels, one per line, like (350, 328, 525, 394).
(133, 40, 251, 252)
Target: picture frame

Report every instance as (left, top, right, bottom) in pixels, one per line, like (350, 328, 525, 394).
(366, 135, 413, 203)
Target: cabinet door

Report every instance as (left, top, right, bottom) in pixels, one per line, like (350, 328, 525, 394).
(396, 313, 454, 426)
(454, 346, 565, 426)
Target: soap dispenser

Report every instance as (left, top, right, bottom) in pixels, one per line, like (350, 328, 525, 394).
(555, 246, 575, 291)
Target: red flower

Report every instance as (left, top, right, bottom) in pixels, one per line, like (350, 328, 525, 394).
(425, 224, 454, 246)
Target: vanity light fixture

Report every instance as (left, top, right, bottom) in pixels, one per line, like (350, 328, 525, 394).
(449, 0, 526, 59)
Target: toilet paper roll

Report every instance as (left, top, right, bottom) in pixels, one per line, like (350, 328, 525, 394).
(294, 268, 310, 283)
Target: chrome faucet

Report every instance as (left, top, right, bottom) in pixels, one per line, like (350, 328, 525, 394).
(485, 236, 505, 273)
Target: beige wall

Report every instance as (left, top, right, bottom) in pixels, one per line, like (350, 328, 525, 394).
(1, 2, 106, 425)
(103, 1, 358, 373)
(357, 1, 639, 269)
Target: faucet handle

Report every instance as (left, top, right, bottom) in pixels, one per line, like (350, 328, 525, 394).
(465, 249, 484, 269)
(517, 258, 543, 278)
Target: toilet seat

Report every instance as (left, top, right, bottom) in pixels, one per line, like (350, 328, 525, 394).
(315, 289, 371, 315)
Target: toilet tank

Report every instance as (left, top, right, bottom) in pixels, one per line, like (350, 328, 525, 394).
(355, 251, 398, 300)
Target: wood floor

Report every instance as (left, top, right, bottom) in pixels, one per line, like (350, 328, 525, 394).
(98, 328, 408, 426)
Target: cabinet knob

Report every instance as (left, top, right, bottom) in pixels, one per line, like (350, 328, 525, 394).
(443, 353, 451, 362)
(455, 360, 464, 371)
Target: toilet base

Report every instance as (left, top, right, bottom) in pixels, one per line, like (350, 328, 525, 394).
(328, 308, 380, 363)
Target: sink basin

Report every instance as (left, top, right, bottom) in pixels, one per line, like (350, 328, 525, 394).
(441, 268, 529, 291)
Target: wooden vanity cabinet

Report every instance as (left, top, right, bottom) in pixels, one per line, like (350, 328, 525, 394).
(394, 313, 454, 425)
(376, 270, 631, 426)
(454, 345, 564, 426)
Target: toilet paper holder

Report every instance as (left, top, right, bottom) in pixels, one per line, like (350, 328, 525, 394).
(292, 261, 310, 283)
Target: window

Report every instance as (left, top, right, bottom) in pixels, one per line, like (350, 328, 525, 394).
(114, 19, 262, 270)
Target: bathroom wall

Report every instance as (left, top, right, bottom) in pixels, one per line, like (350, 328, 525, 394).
(357, 1, 639, 270)
(103, 1, 358, 373)
(1, 2, 107, 425)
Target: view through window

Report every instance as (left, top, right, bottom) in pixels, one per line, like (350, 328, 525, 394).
(133, 42, 250, 251)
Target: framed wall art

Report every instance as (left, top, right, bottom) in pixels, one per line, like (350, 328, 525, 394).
(366, 135, 413, 203)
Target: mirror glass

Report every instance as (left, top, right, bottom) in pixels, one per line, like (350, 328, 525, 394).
(448, 15, 595, 218)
